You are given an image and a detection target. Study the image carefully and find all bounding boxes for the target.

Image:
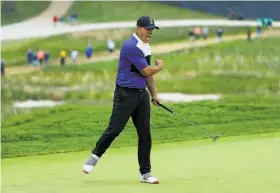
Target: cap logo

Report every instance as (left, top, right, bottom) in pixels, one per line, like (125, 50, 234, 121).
(149, 17, 154, 25)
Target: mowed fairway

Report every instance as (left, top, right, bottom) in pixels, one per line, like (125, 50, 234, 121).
(2, 132, 280, 193)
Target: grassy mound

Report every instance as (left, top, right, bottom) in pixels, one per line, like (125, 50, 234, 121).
(65, 1, 221, 23)
(1, 1, 50, 26)
(2, 101, 280, 158)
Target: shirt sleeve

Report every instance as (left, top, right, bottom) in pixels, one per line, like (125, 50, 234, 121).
(124, 45, 148, 71)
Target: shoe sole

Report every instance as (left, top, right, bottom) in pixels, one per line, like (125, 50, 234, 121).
(140, 180, 159, 184)
(83, 170, 90, 174)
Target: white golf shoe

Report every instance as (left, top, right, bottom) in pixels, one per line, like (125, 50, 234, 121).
(140, 172, 159, 184)
(83, 154, 99, 174)
(83, 164, 94, 174)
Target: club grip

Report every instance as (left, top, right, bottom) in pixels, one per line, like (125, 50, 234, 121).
(151, 99, 173, 113)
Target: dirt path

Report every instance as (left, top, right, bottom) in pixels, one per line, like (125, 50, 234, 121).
(5, 30, 280, 76)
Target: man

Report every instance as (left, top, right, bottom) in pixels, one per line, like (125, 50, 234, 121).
(202, 26, 209, 40)
(1, 59, 5, 76)
(85, 44, 93, 59)
(83, 16, 163, 184)
(216, 27, 223, 42)
(256, 21, 262, 37)
(194, 27, 201, 40)
(36, 49, 45, 66)
(188, 28, 195, 41)
(53, 15, 58, 27)
(44, 51, 49, 65)
(71, 49, 79, 64)
(60, 49, 67, 66)
(26, 49, 33, 64)
(247, 28, 252, 42)
(69, 13, 78, 25)
(107, 38, 115, 53)
(268, 18, 274, 29)
(32, 51, 39, 66)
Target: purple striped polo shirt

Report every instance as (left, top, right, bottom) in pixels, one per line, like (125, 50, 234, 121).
(116, 33, 151, 89)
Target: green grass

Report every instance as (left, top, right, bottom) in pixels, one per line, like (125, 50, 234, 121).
(2, 101, 280, 158)
(65, 1, 222, 23)
(1, 1, 50, 26)
(1, 26, 251, 67)
(2, 38, 280, 158)
(2, 132, 280, 193)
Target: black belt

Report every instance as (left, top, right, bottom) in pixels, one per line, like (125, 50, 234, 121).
(116, 84, 145, 91)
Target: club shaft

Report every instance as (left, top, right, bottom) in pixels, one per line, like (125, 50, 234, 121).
(155, 101, 217, 140)
(172, 112, 214, 138)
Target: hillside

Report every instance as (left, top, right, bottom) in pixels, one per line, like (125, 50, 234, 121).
(1, 1, 51, 26)
(65, 1, 221, 23)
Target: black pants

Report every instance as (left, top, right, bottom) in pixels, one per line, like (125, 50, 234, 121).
(60, 58, 65, 66)
(203, 34, 208, 40)
(92, 84, 152, 174)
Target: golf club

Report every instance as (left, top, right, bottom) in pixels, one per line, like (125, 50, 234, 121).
(152, 99, 220, 142)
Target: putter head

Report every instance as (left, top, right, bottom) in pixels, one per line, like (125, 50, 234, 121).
(212, 134, 220, 143)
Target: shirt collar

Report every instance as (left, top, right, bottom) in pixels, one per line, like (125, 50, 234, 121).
(133, 33, 148, 45)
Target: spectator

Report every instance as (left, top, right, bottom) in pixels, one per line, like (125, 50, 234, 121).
(59, 16, 65, 22)
(227, 9, 234, 20)
(44, 52, 49, 65)
(256, 18, 262, 26)
(1, 59, 5, 76)
(216, 27, 223, 42)
(53, 15, 58, 27)
(32, 52, 39, 66)
(188, 28, 195, 41)
(247, 28, 252, 42)
(26, 49, 33, 64)
(36, 49, 45, 66)
(69, 13, 78, 25)
(85, 44, 93, 59)
(107, 39, 115, 53)
(60, 49, 67, 66)
(202, 26, 209, 40)
(256, 22, 262, 37)
(263, 18, 268, 27)
(194, 27, 201, 40)
(268, 18, 274, 29)
(71, 49, 79, 63)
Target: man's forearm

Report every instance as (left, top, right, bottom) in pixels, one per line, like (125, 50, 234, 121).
(147, 75, 157, 98)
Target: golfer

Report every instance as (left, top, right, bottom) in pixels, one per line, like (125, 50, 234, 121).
(83, 16, 163, 184)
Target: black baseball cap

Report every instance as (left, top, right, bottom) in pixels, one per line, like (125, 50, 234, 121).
(137, 16, 159, 30)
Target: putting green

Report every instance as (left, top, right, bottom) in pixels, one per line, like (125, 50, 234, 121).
(2, 132, 280, 193)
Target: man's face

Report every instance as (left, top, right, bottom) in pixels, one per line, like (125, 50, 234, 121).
(137, 26, 153, 43)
